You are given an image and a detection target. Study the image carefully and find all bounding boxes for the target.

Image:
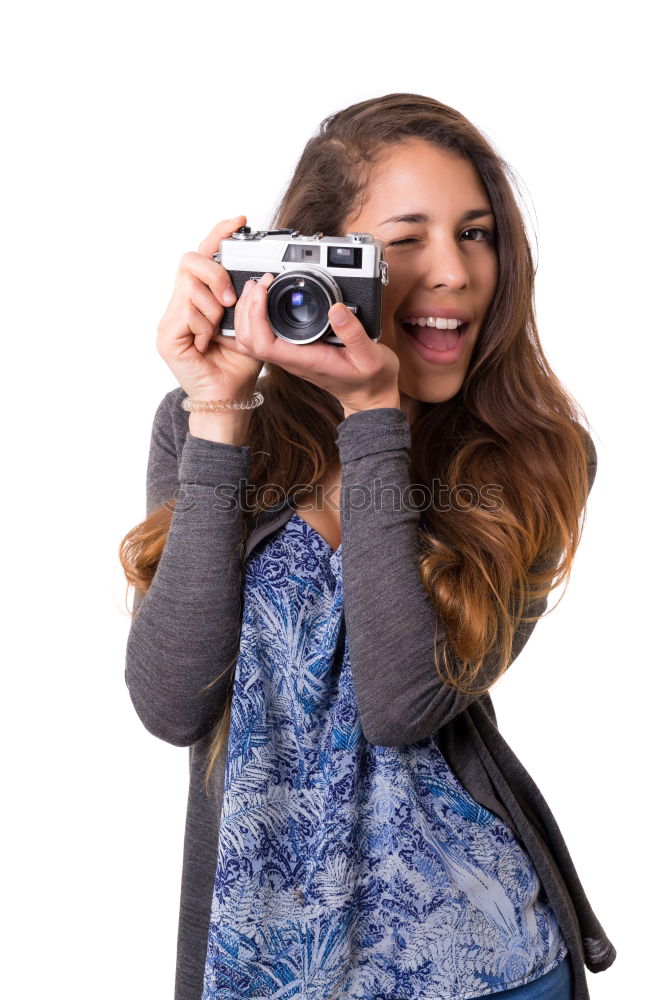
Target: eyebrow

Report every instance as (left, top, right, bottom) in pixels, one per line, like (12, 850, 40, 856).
(378, 209, 494, 226)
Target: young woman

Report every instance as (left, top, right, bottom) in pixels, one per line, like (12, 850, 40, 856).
(121, 93, 616, 1000)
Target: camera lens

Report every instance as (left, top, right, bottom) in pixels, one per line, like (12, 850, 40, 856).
(286, 289, 318, 324)
(267, 270, 340, 344)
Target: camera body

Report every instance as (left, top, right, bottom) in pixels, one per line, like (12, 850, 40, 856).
(214, 225, 389, 345)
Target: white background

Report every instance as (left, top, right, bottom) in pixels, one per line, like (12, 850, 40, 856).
(2, 1, 662, 996)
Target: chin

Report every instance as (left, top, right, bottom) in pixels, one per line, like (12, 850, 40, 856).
(402, 381, 464, 406)
(396, 351, 468, 400)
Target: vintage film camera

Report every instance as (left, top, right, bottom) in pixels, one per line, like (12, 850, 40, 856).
(214, 225, 389, 345)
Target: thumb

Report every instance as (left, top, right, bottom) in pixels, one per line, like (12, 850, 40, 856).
(328, 303, 369, 349)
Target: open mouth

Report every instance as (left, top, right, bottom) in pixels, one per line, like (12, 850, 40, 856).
(400, 319, 469, 353)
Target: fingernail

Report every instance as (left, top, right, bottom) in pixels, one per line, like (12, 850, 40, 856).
(330, 303, 348, 324)
(223, 287, 235, 305)
(259, 272, 274, 285)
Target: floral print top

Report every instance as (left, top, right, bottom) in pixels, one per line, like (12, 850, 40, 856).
(200, 512, 568, 1000)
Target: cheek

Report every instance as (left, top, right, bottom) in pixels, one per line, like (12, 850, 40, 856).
(379, 286, 408, 352)
(380, 274, 411, 325)
(483, 254, 499, 302)
(381, 286, 402, 319)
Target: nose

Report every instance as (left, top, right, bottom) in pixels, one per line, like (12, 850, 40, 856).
(422, 234, 469, 290)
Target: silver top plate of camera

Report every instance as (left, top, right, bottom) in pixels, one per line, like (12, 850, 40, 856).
(215, 228, 387, 281)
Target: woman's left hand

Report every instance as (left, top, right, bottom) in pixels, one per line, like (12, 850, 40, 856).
(220, 272, 401, 416)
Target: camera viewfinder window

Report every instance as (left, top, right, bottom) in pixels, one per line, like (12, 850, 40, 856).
(327, 246, 362, 269)
(282, 245, 322, 263)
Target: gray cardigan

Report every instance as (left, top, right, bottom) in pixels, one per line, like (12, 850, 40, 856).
(125, 386, 616, 1000)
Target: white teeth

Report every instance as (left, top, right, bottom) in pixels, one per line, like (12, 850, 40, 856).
(402, 316, 465, 330)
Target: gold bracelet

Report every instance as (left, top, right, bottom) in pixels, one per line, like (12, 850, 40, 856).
(181, 391, 264, 412)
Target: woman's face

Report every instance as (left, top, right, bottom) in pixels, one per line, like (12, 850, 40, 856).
(341, 139, 499, 417)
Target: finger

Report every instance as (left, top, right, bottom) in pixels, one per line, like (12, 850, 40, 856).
(245, 273, 280, 356)
(188, 282, 225, 332)
(179, 253, 237, 308)
(183, 300, 215, 353)
(232, 276, 262, 349)
(265, 335, 351, 375)
(327, 303, 375, 368)
(197, 215, 247, 259)
(211, 329, 254, 354)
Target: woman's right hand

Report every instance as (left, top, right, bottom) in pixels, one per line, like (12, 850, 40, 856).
(156, 215, 269, 402)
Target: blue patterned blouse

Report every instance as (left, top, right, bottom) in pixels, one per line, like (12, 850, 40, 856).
(200, 512, 568, 1000)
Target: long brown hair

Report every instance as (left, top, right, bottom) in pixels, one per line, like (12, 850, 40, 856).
(120, 93, 596, 796)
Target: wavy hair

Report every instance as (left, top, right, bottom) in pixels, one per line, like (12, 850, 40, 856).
(120, 93, 596, 796)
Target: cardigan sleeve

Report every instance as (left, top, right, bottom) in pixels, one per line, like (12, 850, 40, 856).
(124, 389, 252, 747)
(336, 406, 597, 747)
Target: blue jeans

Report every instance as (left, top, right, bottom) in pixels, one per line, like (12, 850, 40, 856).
(479, 953, 574, 1000)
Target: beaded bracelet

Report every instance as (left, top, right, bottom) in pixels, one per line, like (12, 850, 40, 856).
(180, 391, 264, 412)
